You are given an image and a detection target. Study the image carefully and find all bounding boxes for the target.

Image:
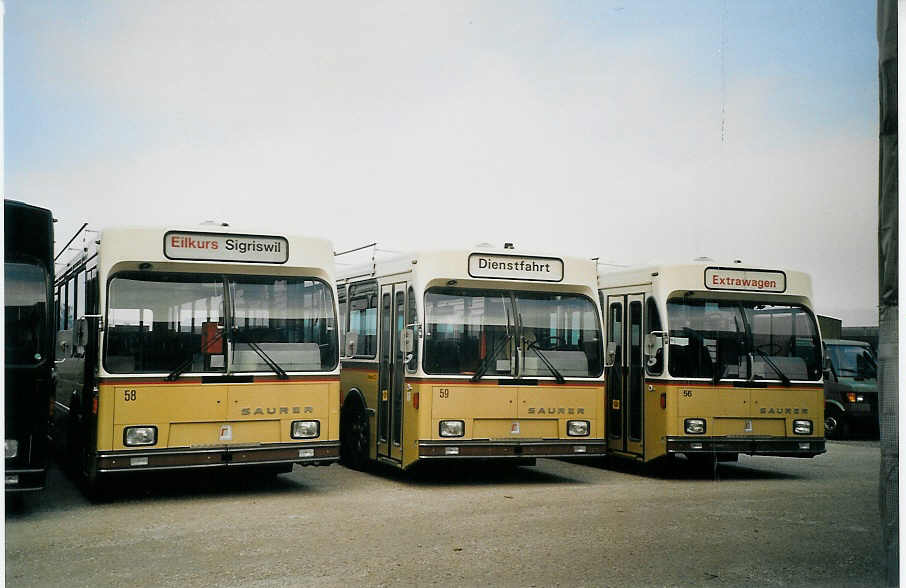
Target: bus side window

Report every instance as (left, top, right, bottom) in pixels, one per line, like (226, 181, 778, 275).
(348, 281, 377, 358)
(646, 297, 663, 376)
(337, 285, 347, 357)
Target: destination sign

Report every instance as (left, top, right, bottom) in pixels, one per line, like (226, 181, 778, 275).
(704, 267, 786, 293)
(468, 253, 564, 282)
(164, 231, 289, 264)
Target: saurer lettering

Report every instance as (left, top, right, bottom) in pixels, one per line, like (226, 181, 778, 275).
(527, 407, 585, 415)
(240, 406, 313, 416)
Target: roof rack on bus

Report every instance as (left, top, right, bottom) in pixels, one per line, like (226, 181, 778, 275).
(335, 242, 407, 280)
(54, 222, 99, 273)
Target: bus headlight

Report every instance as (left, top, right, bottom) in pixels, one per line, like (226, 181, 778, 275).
(291, 421, 320, 439)
(793, 420, 813, 435)
(124, 426, 157, 446)
(567, 420, 590, 437)
(439, 420, 464, 437)
(5, 439, 18, 459)
(684, 418, 706, 435)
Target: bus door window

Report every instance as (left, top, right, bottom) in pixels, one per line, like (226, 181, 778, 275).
(628, 299, 642, 441)
(337, 285, 347, 357)
(645, 297, 663, 376)
(379, 290, 392, 443)
(393, 290, 405, 445)
(606, 301, 622, 438)
(347, 282, 377, 358)
(405, 286, 418, 372)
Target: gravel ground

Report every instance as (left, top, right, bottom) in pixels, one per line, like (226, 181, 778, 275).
(5, 440, 885, 587)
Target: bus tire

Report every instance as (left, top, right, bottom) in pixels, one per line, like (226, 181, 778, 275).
(341, 405, 370, 471)
(824, 406, 847, 440)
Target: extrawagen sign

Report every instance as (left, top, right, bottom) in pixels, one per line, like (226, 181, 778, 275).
(704, 267, 786, 293)
(164, 231, 289, 264)
(468, 253, 564, 282)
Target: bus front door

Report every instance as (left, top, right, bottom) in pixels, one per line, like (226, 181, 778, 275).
(377, 283, 405, 463)
(606, 294, 644, 457)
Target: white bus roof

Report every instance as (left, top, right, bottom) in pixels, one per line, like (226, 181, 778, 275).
(97, 225, 336, 281)
(597, 262, 814, 301)
(338, 247, 598, 292)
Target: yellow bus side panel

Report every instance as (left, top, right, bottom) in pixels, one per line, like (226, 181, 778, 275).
(341, 367, 379, 461)
(644, 382, 667, 462)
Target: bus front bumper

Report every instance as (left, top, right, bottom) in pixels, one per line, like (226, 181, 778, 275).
(97, 442, 340, 473)
(5, 467, 47, 492)
(666, 436, 826, 458)
(418, 440, 606, 459)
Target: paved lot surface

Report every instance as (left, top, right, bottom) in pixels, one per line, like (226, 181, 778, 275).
(6, 441, 885, 587)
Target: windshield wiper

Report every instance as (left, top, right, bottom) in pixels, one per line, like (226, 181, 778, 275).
(471, 302, 513, 382)
(166, 328, 225, 381)
(470, 333, 512, 382)
(524, 338, 565, 384)
(751, 347, 791, 386)
(234, 328, 289, 380)
(166, 356, 195, 382)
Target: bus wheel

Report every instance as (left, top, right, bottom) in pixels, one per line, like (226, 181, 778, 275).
(341, 407, 369, 471)
(825, 407, 847, 440)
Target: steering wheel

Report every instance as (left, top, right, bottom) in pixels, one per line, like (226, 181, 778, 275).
(540, 335, 567, 348)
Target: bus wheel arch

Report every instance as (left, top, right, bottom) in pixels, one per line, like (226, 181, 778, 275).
(341, 389, 370, 470)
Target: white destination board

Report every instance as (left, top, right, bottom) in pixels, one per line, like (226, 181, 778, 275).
(164, 232, 288, 264)
(468, 253, 564, 282)
(705, 267, 786, 293)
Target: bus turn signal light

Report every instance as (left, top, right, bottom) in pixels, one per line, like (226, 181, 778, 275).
(413, 391, 419, 410)
(660, 393, 666, 410)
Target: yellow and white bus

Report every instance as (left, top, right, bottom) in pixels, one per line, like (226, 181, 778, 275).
(598, 263, 825, 465)
(337, 246, 606, 470)
(53, 225, 340, 494)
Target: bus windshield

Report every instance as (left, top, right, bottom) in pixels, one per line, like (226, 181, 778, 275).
(424, 287, 603, 378)
(105, 272, 337, 374)
(5, 262, 48, 365)
(666, 298, 821, 382)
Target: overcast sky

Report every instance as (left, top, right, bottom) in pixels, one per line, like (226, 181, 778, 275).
(5, 1, 878, 325)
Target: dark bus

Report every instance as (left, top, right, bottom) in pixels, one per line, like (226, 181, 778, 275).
(5, 199, 55, 492)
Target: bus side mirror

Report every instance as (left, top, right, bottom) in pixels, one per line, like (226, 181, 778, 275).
(346, 331, 358, 357)
(606, 341, 617, 366)
(645, 332, 664, 366)
(402, 327, 414, 354)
